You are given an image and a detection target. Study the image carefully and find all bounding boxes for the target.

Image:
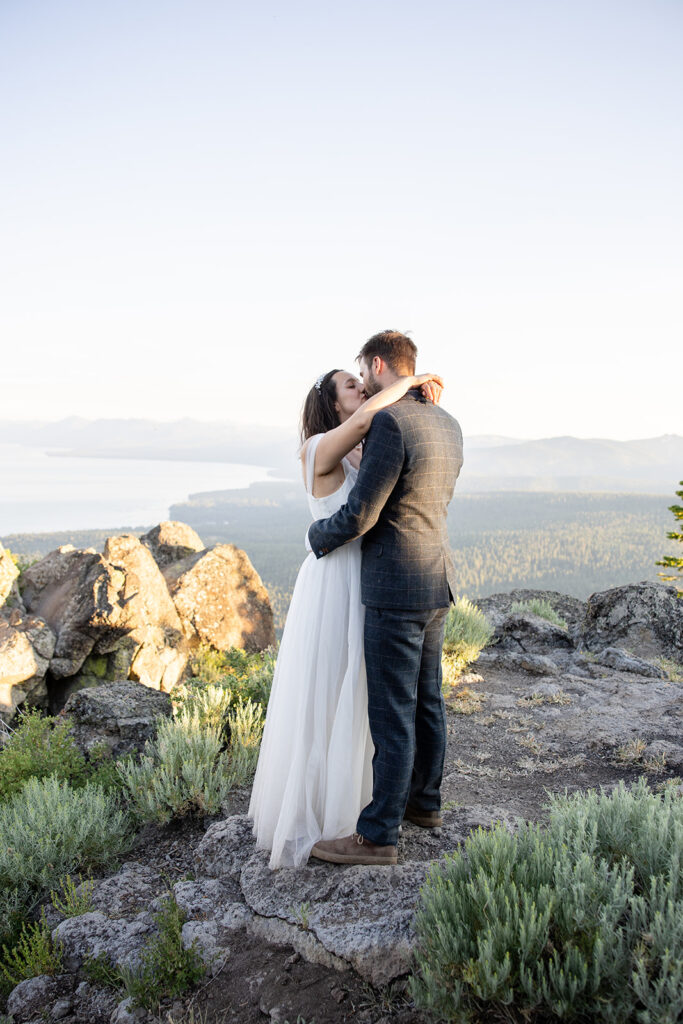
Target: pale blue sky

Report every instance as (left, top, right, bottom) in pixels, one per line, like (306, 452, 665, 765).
(1, 0, 681, 439)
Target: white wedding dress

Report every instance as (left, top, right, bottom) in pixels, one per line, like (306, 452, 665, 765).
(248, 433, 374, 869)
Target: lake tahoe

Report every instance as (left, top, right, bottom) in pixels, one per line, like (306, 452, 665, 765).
(0, 444, 286, 535)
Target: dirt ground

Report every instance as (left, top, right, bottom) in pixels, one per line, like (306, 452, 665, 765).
(140, 662, 680, 1024)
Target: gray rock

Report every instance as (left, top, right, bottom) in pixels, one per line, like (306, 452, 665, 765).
(477, 649, 561, 675)
(110, 996, 148, 1023)
(644, 740, 683, 772)
(580, 581, 683, 661)
(586, 646, 666, 677)
(476, 590, 586, 632)
(73, 980, 119, 1024)
(50, 996, 73, 1020)
(53, 910, 156, 972)
(181, 919, 230, 974)
(87, 861, 166, 918)
(240, 850, 427, 985)
(62, 683, 172, 757)
(495, 612, 573, 654)
(7, 974, 74, 1023)
(172, 878, 247, 926)
(140, 521, 205, 569)
(194, 814, 256, 879)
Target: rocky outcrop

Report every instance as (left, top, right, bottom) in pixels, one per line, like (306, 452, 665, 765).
(0, 542, 19, 608)
(6, 525, 274, 718)
(476, 589, 586, 633)
(0, 612, 55, 723)
(62, 681, 173, 757)
(476, 582, 679, 681)
(101, 535, 187, 691)
(6, 974, 76, 1023)
(19, 538, 186, 707)
(140, 521, 204, 569)
(165, 544, 275, 653)
(579, 581, 683, 661)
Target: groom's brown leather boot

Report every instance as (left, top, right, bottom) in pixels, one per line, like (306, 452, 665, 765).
(403, 805, 443, 828)
(309, 833, 398, 866)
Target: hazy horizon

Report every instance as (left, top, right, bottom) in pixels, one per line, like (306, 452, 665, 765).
(2, 0, 681, 440)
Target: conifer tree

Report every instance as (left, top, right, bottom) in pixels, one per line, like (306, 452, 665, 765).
(656, 480, 683, 596)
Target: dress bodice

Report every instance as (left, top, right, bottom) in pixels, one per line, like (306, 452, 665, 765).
(305, 434, 358, 520)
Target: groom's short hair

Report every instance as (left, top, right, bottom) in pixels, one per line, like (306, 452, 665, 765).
(357, 330, 417, 375)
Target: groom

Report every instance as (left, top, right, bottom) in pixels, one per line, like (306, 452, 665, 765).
(308, 330, 463, 866)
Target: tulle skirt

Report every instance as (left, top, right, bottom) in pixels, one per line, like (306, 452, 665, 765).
(248, 539, 373, 868)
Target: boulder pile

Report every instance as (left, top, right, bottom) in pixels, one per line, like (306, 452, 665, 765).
(0, 523, 274, 722)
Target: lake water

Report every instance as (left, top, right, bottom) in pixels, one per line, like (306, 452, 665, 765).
(0, 444, 284, 535)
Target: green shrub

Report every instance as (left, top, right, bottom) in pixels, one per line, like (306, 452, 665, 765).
(0, 911, 63, 998)
(510, 598, 568, 629)
(442, 598, 495, 687)
(122, 895, 205, 1009)
(50, 874, 95, 918)
(118, 697, 263, 824)
(188, 644, 276, 709)
(411, 780, 683, 1023)
(82, 950, 125, 990)
(0, 776, 131, 936)
(0, 709, 86, 801)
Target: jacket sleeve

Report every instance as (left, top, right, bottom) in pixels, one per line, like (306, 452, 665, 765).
(307, 410, 404, 558)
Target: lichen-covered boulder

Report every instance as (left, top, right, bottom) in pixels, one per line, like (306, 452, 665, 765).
(476, 589, 586, 632)
(62, 682, 172, 757)
(579, 581, 683, 661)
(20, 546, 128, 680)
(20, 539, 187, 702)
(165, 544, 275, 652)
(0, 542, 19, 609)
(0, 613, 55, 722)
(6, 974, 75, 1023)
(140, 521, 205, 569)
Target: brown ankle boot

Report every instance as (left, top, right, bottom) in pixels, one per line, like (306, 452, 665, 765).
(403, 805, 442, 828)
(310, 832, 397, 865)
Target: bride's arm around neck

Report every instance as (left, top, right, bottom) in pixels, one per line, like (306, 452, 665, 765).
(303, 372, 442, 479)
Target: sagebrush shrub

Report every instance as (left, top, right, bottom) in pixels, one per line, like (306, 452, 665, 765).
(510, 598, 568, 629)
(411, 780, 683, 1023)
(118, 698, 263, 823)
(442, 597, 494, 687)
(0, 776, 131, 935)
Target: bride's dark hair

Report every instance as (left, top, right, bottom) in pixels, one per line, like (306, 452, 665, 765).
(300, 369, 343, 444)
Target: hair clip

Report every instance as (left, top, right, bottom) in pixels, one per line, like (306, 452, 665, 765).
(314, 374, 325, 392)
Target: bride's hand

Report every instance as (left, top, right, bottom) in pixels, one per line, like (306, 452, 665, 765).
(415, 372, 444, 405)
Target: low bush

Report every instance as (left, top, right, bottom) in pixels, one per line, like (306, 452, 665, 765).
(0, 911, 63, 998)
(0, 709, 86, 802)
(188, 644, 276, 709)
(411, 779, 683, 1023)
(118, 699, 263, 824)
(442, 598, 495, 687)
(122, 894, 205, 1009)
(509, 597, 568, 629)
(0, 711, 128, 803)
(0, 776, 131, 938)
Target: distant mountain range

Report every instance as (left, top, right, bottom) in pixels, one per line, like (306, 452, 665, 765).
(1, 419, 681, 493)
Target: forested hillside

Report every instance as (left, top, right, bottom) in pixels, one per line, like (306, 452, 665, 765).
(5, 488, 674, 637)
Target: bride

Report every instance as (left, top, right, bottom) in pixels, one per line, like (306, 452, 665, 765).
(248, 366, 443, 869)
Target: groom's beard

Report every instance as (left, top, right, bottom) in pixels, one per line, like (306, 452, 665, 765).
(363, 370, 381, 397)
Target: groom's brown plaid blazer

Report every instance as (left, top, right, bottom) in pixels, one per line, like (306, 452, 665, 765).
(308, 389, 463, 608)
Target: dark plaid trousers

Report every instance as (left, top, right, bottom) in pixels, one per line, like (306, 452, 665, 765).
(357, 604, 449, 846)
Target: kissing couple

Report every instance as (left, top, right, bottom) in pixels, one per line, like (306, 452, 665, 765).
(249, 329, 464, 868)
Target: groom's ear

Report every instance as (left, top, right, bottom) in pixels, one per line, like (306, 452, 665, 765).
(372, 355, 385, 376)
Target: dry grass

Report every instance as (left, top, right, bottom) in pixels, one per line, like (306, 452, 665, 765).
(517, 690, 572, 708)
